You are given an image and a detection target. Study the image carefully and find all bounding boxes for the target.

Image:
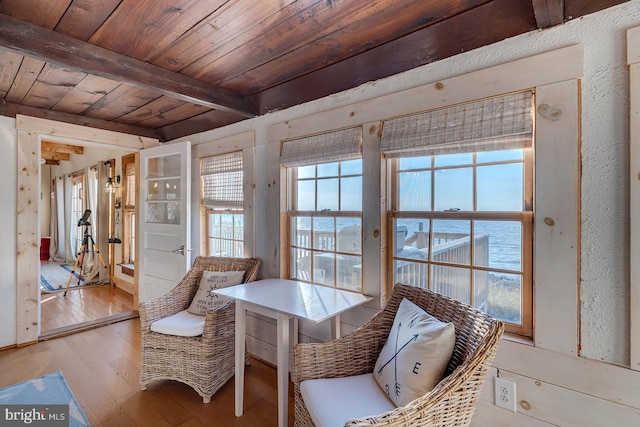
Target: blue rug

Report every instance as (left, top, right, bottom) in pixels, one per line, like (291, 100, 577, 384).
(0, 371, 89, 426)
(40, 263, 85, 293)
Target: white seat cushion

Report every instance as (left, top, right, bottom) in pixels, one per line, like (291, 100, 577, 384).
(150, 309, 206, 337)
(300, 373, 396, 427)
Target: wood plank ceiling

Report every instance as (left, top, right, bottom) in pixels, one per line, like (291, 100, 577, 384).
(0, 0, 629, 142)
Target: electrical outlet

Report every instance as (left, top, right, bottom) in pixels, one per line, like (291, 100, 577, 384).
(494, 376, 517, 412)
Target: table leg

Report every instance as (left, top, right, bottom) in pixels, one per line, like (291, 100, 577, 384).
(277, 312, 290, 427)
(334, 313, 341, 338)
(235, 301, 246, 417)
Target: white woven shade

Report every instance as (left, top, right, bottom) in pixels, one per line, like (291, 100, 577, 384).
(280, 127, 363, 167)
(201, 151, 243, 209)
(381, 91, 534, 157)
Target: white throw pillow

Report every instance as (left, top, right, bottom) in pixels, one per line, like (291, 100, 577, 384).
(374, 297, 455, 407)
(187, 270, 245, 315)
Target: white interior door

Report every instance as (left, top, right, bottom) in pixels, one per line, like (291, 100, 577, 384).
(138, 141, 191, 302)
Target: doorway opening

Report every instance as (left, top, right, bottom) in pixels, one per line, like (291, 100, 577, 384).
(38, 143, 137, 339)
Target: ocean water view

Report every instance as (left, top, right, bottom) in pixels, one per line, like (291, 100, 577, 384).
(294, 216, 522, 274)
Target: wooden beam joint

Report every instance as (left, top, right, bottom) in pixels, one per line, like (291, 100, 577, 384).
(532, 0, 564, 29)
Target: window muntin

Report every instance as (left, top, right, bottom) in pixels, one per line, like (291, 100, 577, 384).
(289, 160, 363, 292)
(390, 148, 533, 336)
(201, 152, 244, 257)
(207, 212, 244, 257)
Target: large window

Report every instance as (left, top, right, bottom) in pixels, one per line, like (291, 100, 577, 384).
(71, 174, 85, 256)
(282, 127, 364, 292)
(384, 91, 534, 336)
(201, 151, 244, 257)
(122, 154, 136, 264)
(289, 160, 363, 291)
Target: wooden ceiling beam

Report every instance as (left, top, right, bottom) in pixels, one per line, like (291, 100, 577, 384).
(41, 150, 70, 161)
(0, 100, 161, 140)
(41, 141, 84, 155)
(0, 13, 256, 119)
(531, 0, 564, 28)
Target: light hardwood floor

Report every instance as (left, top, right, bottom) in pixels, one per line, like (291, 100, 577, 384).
(0, 318, 293, 426)
(40, 266, 135, 335)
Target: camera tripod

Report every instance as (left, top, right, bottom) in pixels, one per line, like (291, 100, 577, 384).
(64, 224, 115, 297)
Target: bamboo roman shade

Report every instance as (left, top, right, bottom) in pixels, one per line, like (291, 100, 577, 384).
(381, 91, 534, 157)
(279, 126, 363, 167)
(201, 151, 243, 209)
(124, 161, 136, 207)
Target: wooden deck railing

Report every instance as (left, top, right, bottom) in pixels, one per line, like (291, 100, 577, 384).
(291, 228, 491, 308)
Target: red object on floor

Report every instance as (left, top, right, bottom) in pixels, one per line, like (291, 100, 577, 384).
(40, 237, 51, 261)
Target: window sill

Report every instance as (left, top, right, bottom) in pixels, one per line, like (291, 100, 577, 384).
(502, 332, 534, 346)
(118, 263, 135, 277)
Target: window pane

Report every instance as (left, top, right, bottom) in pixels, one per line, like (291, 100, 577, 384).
(221, 214, 233, 240)
(432, 220, 471, 266)
(396, 219, 430, 260)
(317, 162, 338, 177)
(336, 220, 361, 254)
(337, 254, 361, 292)
(434, 153, 473, 167)
(147, 202, 180, 224)
(234, 215, 244, 241)
(317, 179, 338, 211)
(209, 214, 221, 238)
(314, 252, 334, 285)
(147, 154, 180, 178)
(147, 178, 180, 200)
(394, 260, 428, 288)
(434, 168, 472, 211)
(233, 241, 244, 257)
(477, 163, 523, 211)
(474, 269, 490, 310)
(340, 176, 362, 211)
(399, 156, 431, 170)
(209, 238, 221, 256)
(399, 171, 431, 211)
(474, 221, 522, 271)
(129, 213, 136, 262)
(341, 159, 362, 175)
(292, 248, 311, 281)
(298, 165, 315, 179)
(296, 180, 315, 210)
(313, 217, 335, 250)
(293, 216, 312, 249)
(431, 265, 471, 304)
(485, 272, 522, 325)
(477, 149, 523, 163)
(290, 159, 362, 291)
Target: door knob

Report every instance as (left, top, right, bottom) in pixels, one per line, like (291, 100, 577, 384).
(172, 245, 185, 255)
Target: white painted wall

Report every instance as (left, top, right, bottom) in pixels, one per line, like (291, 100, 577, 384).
(176, 2, 639, 367)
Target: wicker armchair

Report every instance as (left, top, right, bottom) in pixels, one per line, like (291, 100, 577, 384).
(139, 256, 261, 403)
(293, 283, 504, 426)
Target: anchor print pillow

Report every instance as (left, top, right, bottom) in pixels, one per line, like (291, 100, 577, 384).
(187, 270, 245, 315)
(373, 297, 455, 406)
